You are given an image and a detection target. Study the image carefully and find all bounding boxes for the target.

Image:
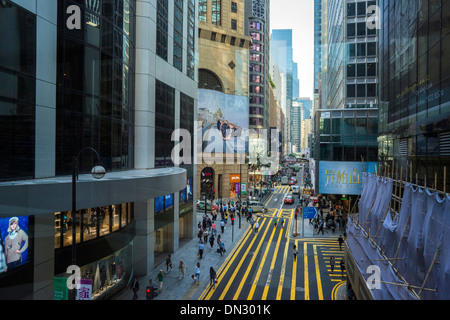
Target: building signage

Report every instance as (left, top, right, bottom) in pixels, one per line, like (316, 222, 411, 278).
(318, 161, 378, 195)
(76, 279, 92, 300)
(229, 174, 241, 183)
(302, 207, 317, 219)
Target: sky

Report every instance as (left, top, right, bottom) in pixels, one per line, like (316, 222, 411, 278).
(270, 0, 314, 100)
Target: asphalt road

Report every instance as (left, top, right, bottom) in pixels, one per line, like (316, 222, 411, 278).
(198, 175, 346, 301)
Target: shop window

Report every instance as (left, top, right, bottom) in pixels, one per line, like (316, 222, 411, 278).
(77, 243, 133, 299)
(54, 203, 133, 249)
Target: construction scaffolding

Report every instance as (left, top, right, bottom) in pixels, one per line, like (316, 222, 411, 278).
(347, 165, 450, 300)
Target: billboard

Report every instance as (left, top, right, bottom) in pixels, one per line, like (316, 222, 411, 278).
(197, 89, 249, 154)
(318, 161, 378, 195)
(0, 215, 29, 274)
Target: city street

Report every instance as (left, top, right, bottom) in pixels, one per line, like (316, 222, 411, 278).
(198, 180, 347, 301)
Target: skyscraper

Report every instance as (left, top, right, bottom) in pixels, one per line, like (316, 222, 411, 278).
(378, 0, 450, 191)
(246, 0, 271, 132)
(270, 29, 299, 154)
(0, 0, 197, 299)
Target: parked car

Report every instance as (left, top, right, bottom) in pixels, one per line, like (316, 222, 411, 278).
(196, 200, 218, 212)
(284, 195, 294, 204)
(243, 200, 267, 213)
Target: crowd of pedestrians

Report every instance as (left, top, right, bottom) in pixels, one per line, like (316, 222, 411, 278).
(134, 197, 252, 299)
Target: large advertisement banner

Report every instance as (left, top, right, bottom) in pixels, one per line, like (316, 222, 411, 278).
(318, 161, 378, 195)
(197, 89, 249, 154)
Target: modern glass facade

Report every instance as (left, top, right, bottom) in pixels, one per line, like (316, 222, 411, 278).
(316, 108, 378, 162)
(56, 0, 136, 175)
(345, 0, 378, 109)
(0, 1, 36, 181)
(248, 0, 270, 131)
(378, 0, 450, 191)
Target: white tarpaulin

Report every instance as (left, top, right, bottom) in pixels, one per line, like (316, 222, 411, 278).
(348, 173, 450, 300)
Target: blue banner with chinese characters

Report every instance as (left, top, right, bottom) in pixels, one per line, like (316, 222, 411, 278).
(318, 161, 378, 195)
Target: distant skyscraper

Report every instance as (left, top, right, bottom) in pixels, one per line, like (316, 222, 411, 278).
(246, 0, 271, 131)
(270, 29, 298, 153)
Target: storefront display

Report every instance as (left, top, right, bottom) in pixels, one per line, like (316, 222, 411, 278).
(80, 243, 133, 300)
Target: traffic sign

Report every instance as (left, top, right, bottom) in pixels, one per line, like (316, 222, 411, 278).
(302, 207, 317, 219)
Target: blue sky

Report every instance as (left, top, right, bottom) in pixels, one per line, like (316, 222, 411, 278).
(270, 0, 314, 99)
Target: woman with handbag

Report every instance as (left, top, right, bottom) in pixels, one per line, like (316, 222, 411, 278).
(210, 267, 217, 289)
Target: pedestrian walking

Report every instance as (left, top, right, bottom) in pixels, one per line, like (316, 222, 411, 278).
(219, 239, 225, 256)
(340, 258, 345, 277)
(193, 262, 201, 285)
(220, 220, 225, 233)
(273, 217, 278, 228)
(254, 221, 259, 233)
(330, 256, 335, 273)
(198, 241, 205, 259)
(130, 277, 139, 300)
(338, 235, 344, 250)
(210, 267, 217, 289)
(165, 254, 173, 272)
(318, 221, 324, 235)
(198, 228, 203, 243)
(178, 259, 186, 279)
(155, 269, 164, 292)
(209, 234, 215, 250)
(293, 244, 298, 261)
(203, 229, 209, 244)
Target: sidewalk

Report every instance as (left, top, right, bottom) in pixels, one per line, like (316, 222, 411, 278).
(112, 210, 251, 301)
(112, 206, 346, 301)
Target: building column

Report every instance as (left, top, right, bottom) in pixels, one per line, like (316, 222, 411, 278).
(133, 199, 155, 276)
(33, 213, 55, 300)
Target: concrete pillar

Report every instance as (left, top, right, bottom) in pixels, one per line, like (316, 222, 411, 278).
(133, 199, 155, 276)
(33, 213, 55, 299)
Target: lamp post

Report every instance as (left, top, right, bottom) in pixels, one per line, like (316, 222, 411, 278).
(71, 147, 106, 299)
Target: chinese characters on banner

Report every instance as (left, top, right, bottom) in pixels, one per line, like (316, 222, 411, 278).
(318, 161, 378, 195)
(76, 279, 93, 300)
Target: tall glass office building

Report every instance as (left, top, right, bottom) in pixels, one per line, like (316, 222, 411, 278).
(378, 0, 450, 191)
(0, 0, 197, 299)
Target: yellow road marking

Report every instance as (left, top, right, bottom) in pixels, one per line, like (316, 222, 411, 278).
(233, 213, 273, 300)
(276, 231, 290, 299)
(247, 210, 278, 300)
(200, 218, 264, 300)
(304, 242, 309, 300)
(262, 227, 284, 300)
(290, 239, 299, 300)
(218, 218, 267, 300)
(313, 245, 324, 300)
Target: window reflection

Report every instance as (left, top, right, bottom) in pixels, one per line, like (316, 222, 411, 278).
(54, 203, 132, 249)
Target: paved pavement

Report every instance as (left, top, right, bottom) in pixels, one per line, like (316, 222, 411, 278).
(112, 210, 252, 301)
(112, 205, 349, 301)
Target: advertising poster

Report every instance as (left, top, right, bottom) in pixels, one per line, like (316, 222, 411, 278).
(318, 161, 378, 195)
(197, 89, 249, 154)
(0, 215, 29, 274)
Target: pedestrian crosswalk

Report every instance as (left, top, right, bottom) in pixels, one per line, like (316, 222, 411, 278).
(273, 186, 293, 194)
(198, 215, 348, 301)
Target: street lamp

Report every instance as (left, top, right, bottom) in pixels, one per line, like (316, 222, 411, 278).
(71, 147, 106, 299)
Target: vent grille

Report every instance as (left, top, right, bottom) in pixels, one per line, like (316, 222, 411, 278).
(439, 132, 450, 156)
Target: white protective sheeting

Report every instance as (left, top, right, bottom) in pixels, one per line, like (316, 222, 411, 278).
(348, 173, 450, 300)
